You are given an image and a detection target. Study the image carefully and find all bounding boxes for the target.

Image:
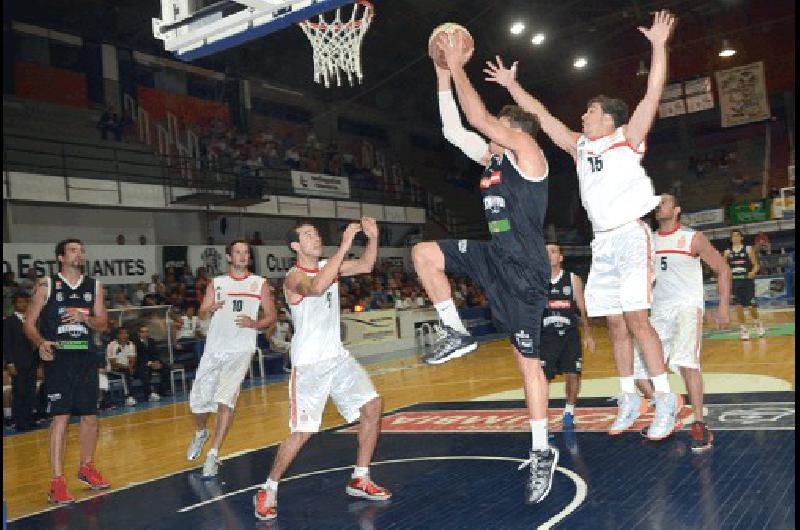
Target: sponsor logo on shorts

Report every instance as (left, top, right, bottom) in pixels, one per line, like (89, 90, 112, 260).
(458, 240, 468, 253)
(47, 393, 62, 402)
(514, 330, 533, 349)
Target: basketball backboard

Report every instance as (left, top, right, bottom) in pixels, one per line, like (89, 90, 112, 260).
(152, 0, 356, 60)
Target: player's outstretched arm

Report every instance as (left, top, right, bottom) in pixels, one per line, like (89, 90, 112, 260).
(442, 34, 539, 159)
(435, 61, 490, 165)
(484, 56, 580, 159)
(693, 232, 731, 327)
(625, 10, 676, 150)
(340, 217, 379, 277)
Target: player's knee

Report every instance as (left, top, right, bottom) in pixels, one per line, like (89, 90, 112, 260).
(361, 396, 382, 422)
(411, 243, 440, 272)
(81, 415, 98, 428)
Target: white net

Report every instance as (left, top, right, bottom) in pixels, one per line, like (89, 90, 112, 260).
(299, 1, 374, 88)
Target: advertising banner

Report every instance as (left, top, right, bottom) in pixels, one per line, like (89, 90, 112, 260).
(162, 246, 188, 277)
(729, 199, 769, 224)
(341, 309, 398, 347)
(291, 171, 351, 199)
(681, 208, 725, 228)
(716, 61, 770, 128)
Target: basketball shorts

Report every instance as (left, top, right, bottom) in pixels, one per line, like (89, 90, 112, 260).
(43, 351, 99, 416)
(633, 305, 704, 378)
(289, 354, 378, 433)
(732, 279, 757, 307)
(189, 349, 254, 413)
(438, 239, 548, 358)
(540, 328, 583, 381)
(586, 219, 654, 317)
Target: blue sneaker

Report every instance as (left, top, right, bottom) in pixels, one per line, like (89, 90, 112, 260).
(562, 412, 575, 430)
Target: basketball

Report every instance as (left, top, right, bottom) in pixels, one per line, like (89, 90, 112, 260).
(428, 22, 474, 69)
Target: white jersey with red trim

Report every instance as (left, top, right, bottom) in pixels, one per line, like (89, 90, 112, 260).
(576, 126, 659, 232)
(204, 273, 265, 353)
(287, 260, 347, 367)
(653, 225, 704, 311)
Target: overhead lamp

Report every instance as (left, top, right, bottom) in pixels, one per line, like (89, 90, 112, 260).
(510, 22, 525, 35)
(573, 57, 588, 69)
(636, 60, 649, 77)
(719, 39, 736, 57)
(531, 33, 545, 46)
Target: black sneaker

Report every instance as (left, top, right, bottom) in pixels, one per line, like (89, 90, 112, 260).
(424, 326, 477, 365)
(519, 446, 559, 504)
(688, 421, 714, 453)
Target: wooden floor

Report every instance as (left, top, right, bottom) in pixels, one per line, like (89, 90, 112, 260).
(3, 310, 794, 521)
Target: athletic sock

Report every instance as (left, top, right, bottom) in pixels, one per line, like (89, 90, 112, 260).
(651, 373, 671, 394)
(264, 478, 279, 492)
(529, 419, 548, 451)
(619, 376, 635, 394)
(352, 466, 369, 479)
(564, 404, 575, 415)
(207, 447, 218, 458)
(434, 299, 468, 335)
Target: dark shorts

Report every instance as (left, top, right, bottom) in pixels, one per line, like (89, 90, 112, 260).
(43, 352, 99, 416)
(540, 327, 583, 380)
(732, 279, 757, 307)
(438, 239, 548, 358)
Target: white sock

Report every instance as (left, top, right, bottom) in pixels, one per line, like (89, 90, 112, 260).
(264, 478, 279, 492)
(564, 404, 575, 415)
(3, 407, 11, 419)
(529, 419, 548, 451)
(651, 373, 671, 394)
(197, 428, 208, 436)
(207, 447, 218, 457)
(434, 299, 468, 335)
(352, 466, 369, 479)
(619, 376, 635, 394)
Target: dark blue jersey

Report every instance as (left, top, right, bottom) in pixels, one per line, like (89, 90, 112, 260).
(39, 274, 98, 354)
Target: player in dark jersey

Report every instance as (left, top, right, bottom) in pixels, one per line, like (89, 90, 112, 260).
(722, 229, 764, 340)
(541, 243, 595, 430)
(412, 32, 555, 504)
(23, 239, 111, 504)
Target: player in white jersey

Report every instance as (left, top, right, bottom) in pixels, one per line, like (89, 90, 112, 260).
(185, 240, 276, 478)
(633, 194, 731, 449)
(485, 10, 682, 439)
(253, 217, 390, 522)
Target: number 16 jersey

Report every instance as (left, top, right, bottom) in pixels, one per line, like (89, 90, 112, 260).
(204, 273, 265, 354)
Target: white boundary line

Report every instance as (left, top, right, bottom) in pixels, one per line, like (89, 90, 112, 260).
(177, 455, 588, 529)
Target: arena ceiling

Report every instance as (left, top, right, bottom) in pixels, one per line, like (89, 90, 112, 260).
(7, 0, 795, 127)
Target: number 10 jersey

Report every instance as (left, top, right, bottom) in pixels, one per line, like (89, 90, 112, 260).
(204, 273, 265, 354)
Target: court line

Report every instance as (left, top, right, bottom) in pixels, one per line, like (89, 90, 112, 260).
(177, 455, 588, 529)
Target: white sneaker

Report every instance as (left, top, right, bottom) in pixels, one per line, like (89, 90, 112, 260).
(186, 429, 210, 461)
(125, 396, 137, 407)
(647, 392, 681, 440)
(202, 452, 220, 479)
(740, 326, 750, 340)
(149, 392, 161, 402)
(608, 393, 644, 435)
(754, 324, 766, 338)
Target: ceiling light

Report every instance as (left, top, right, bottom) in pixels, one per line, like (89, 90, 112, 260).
(573, 57, 588, 69)
(636, 60, 649, 77)
(531, 33, 545, 46)
(510, 22, 525, 36)
(719, 39, 736, 57)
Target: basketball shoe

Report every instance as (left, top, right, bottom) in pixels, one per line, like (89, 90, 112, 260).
(186, 429, 209, 461)
(688, 421, 714, 453)
(77, 461, 110, 490)
(253, 488, 277, 521)
(608, 393, 647, 435)
(48, 476, 75, 505)
(346, 477, 392, 500)
(519, 446, 559, 504)
(646, 392, 683, 440)
(424, 326, 477, 365)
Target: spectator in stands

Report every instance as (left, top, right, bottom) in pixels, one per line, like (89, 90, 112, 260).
(3, 293, 38, 431)
(148, 274, 166, 299)
(112, 291, 134, 309)
(250, 232, 264, 245)
(3, 272, 19, 316)
(132, 283, 147, 306)
(17, 269, 37, 295)
(139, 235, 147, 245)
(285, 146, 301, 169)
(105, 327, 138, 407)
(268, 310, 293, 373)
(116, 234, 126, 245)
(134, 325, 170, 400)
(173, 304, 200, 347)
(118, 111, 135, 142)
(754, 232, 772, 257)
(97, 106, 120, 141)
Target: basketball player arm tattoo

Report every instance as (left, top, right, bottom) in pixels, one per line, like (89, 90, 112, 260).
(571, 274, 596, 353)
(693, 232, 732, 325)
(625, 10, 676, 150)
(436, 65, 490, 164)
(22, 278, 57, 360)
(484, 57, 579, 158)
(340, 217, 379, 277)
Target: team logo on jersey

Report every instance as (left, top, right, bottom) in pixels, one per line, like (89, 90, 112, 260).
(84, 292, 93, 302)
(563, 285, 572, 296)
(483, 196, 506, 214)
(458, 240, 468, 253)
(69, 293, 79, 299)
(677, 235, 687, 248)
(249, 281, 258, 292)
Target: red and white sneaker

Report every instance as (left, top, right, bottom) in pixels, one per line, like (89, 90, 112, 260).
(253, 489, 277, 521)
(77, 462, 111, 490)
(48, 476, 76, 505)
(346, 477, 392, 501)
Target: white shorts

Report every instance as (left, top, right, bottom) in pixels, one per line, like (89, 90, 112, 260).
(289, 354, 378, 433)
(189, 349, 254, 413)
(586, 219, 654, 317)
(634, 305, 704, 379)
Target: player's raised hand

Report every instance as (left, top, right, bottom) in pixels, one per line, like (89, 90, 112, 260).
(440, 31, 473, 69)
(341, 222, 362, 249)
(638, 10, 676, 46)
(484, 56, 518, 87)
(361, 217, 379, 239)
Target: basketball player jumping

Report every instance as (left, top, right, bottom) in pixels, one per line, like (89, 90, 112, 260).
(723, 229, 765, 340)
(412, 32, 557, 504)
(24, 239, 111, 503)
(486, 10, 683, 440)
(185, 240, 276, 478)
(254, 218, 391, 521)
(634, 194, 731, 451)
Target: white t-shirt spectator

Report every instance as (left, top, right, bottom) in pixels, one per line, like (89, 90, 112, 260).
(176, 315, 199, 339)
(106, 340, 136, 370)
(196, 317, 210, 338)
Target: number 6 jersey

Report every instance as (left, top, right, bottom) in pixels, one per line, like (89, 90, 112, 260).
(576, 126, 659, 232)
(204, 273, 265, 354)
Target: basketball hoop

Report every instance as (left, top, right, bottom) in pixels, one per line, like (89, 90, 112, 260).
(299, 0, 374, 88)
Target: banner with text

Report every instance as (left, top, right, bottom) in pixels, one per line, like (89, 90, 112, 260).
(682, 208, 725, 228)
(341, 310, 398, 347)
(162, 246, 188, 277)
(716, 61, 770, 128)
(2, 244, 158, 285)
(291, 171, 351, 199)
(729, 199, 770, 224)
